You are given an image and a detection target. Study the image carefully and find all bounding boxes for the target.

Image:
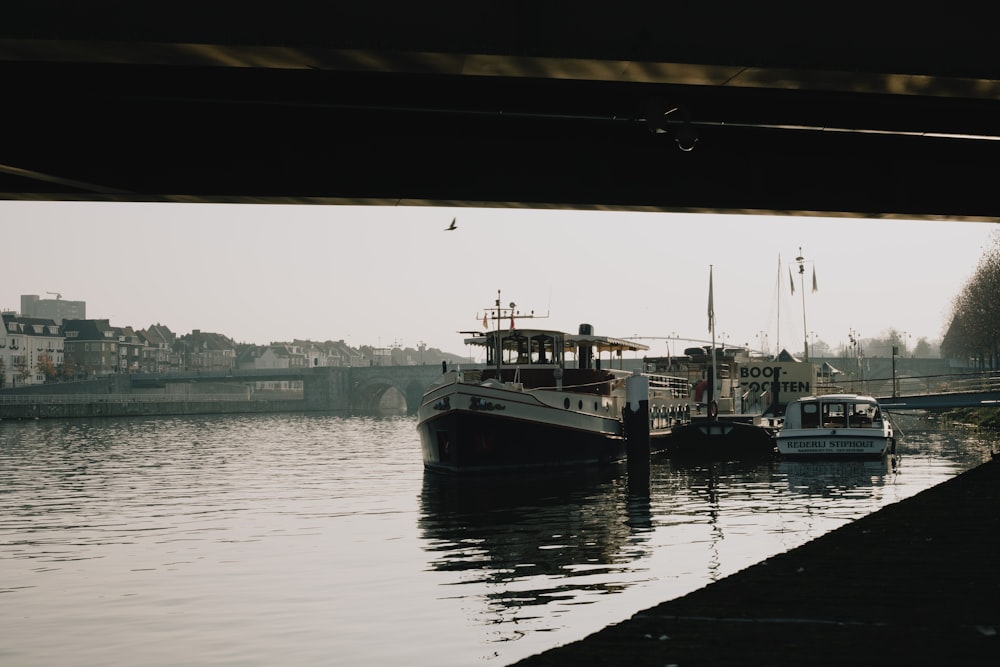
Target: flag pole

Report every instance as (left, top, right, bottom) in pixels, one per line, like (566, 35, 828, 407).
(796, 248, 809, 361)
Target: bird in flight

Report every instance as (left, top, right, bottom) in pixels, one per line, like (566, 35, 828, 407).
(445, 217, 457, 231)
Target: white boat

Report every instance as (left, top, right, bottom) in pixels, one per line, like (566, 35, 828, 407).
(775, 393, 895, 458)
(416, 294, 690, 474)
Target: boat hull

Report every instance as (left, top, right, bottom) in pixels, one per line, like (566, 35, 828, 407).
(418, 409, 627, 473)
(666, 417, 777, 460)
(417, 381, 627, 473)
(775, 429, 893, 459)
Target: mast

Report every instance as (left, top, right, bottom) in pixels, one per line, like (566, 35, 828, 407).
(493, 290, 503, 374)
(708, 265, 718, 406)
(775, 254, 781, 355)
(481, 290, 545, 372)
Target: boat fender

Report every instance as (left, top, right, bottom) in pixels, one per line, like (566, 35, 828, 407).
(708, 400, 718, 419)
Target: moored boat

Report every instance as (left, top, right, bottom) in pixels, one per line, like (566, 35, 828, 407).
(775, 393, 895, 458)
(416, 293, 690, 474)
(654, 346, 782, 460)
(657, 266, 790, 461)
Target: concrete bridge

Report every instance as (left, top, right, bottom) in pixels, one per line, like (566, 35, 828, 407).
(131, 364, 473, 414)
(4, 365, 998, 419)
(6, 5, 1000, 221)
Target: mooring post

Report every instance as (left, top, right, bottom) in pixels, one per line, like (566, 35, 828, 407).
(624, 371, 650, 491)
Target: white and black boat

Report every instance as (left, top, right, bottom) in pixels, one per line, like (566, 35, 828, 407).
(416, 294, 690, 474)
(775, 393, 895, 458)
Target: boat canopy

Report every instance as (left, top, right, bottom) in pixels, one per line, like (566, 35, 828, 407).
(565, 333, 649, 354)
(464, 328, 649, 367)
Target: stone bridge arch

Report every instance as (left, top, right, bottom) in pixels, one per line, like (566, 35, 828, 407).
(348, 365, 453, 414)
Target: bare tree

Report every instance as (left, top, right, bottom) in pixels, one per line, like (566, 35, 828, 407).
(944, 231, 1000, 369)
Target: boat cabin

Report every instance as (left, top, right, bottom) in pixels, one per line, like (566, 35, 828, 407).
(466, 328, 566, 367)
(783, 394, 885, 430)
(465, 325, 649, 370)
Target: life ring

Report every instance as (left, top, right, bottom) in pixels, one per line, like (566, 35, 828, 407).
(708, 400, 719, 419)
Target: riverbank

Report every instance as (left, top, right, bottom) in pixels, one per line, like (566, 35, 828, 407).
(0, 394, 306, 419)
(512, 455, 1000, 666)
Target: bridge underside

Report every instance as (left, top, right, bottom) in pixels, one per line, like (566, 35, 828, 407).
(4, 4, 1000, 221)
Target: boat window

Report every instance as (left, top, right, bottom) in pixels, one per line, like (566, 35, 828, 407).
(822, 402, 847, 428)
(801, 402, 820, 428)
(849, 403, 875, 428)
(500, 334, 529, 364)
(529, 334, 559, 364)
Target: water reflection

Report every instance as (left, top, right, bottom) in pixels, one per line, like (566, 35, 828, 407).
(2, 415, 996, 667)
(418, 465, 653, 615)
(778, 456, 898, 497)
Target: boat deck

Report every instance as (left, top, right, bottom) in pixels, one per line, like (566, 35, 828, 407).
(512, 456, 1000, 666)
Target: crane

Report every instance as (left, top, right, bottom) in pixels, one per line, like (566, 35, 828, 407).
(46, 291, 62, 299)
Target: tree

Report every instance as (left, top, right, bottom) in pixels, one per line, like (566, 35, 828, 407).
(36, 354, 57, 382)
(0, 358, 6, 388)
(944, 231, 1000, 369)
(60, 358, 78, 381)
(912, 337, 935, 358)
(15, 359, 32, 386)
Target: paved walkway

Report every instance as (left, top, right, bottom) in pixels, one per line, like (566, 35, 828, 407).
(512, 457, 1000, 666)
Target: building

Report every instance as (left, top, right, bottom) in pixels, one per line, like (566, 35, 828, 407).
(20, 294, 86, 324)
(138, 324, 181, 372)
(235, 342, 307, 391)
(176, 329, 237, 371)
(62, 319, 120, 378)
(290, 339, 365, 368)
(113, 325, 146, 373)
(1, 312, 64, 387)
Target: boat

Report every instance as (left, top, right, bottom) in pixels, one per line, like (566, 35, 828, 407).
(775, 393, 896, 458)
(657, 346, 781, 460)
(416, 293, 691, 474)
(659, 266, 782, 460)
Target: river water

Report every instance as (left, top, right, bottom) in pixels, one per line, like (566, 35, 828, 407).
(1, 414, 996, 666)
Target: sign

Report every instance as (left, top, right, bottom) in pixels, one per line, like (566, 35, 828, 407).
(739, 361, 815, 403)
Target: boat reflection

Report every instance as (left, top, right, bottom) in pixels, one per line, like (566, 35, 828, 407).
(418, 465, 653, 612)
(777, 455, 899, 497)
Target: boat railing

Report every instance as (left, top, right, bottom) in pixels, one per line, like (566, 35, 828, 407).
(645, 373, 689, 398)
(526, 377, 621, 393)
(741, 386, 771, 414)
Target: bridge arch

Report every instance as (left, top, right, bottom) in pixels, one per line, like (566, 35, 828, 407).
(352, 377, 407, 415)
(347, 365, 460, 415)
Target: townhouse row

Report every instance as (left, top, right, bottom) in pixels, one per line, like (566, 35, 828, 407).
(0, 312, 365, 388)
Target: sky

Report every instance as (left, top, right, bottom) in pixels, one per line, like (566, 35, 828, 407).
(2, 201, 997, 359)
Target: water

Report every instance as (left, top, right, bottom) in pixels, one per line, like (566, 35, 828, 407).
(0, 414, 995, 666)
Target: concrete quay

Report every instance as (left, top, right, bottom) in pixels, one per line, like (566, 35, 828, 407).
(512, 456, 1000, 667)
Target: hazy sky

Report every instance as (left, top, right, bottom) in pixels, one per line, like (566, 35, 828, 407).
(2, 201, 997, 358)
